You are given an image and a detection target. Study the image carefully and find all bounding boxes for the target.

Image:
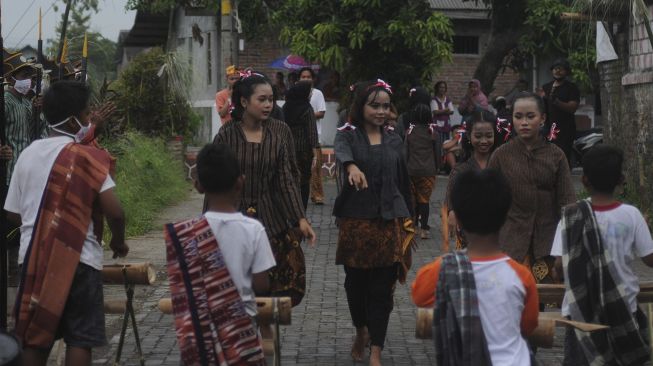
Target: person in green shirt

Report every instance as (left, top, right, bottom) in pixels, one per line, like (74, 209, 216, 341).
(2, 49, 43, 288)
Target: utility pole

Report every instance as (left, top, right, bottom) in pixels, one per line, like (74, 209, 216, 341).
(219, 0, 237, 89)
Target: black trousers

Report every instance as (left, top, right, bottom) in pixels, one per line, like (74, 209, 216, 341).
(415, 203, 430, 230)
(344, 265, 397, 348)
(296, 150, 313, 210)
(1, 184, 19, 287)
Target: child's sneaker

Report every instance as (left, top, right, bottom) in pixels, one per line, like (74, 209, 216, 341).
(420, 229, 430, 239)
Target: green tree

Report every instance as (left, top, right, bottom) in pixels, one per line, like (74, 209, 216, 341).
(466, 0, 598, 94)
(110, 47, 198, 138)
(273, 0, 453, 102)
(47, 4, 118, 82)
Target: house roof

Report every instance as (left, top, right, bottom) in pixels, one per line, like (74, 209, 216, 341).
(429, 0, 490, 19)
(121, 10, 171, 47)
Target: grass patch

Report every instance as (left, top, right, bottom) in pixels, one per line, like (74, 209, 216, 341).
(102, 131, 191, 238)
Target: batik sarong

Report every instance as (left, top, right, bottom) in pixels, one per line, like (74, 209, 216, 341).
(336, 218, 415, 284)
(310, 146, 324, 203)
(409, 176, 436, 204)
(14, 143, 110, 348)
(269, 228, 306, 307)
(165, 217, 265, 366)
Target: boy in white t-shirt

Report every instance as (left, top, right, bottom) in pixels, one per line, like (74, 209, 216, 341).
(299, 67, 326, 204)
(196, 143, 276, 316)
(551, 145, 653, 365)
(412, 169, 539, 366)
(164, 143, 276, 363)
(6, 81, 128, 366)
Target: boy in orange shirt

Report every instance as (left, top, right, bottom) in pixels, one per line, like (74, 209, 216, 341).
(412, 169, 539, 365)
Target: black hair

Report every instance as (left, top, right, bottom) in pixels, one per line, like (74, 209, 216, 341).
(582, 144, 623, 195)
(513, 91, 545, 114)
(434, 80, 447, 94)
(298, 67, 315, 79)
(461, 110, 500, 160)
(230, 72, 272, 121)
(451, 169, 512, 235)
(197, 143, 241, 194)
(43, 80, 90, 125)
(348, 80, 391, 128)
(276, 71, 284, 79)
(410, 104, 432, 126)
(408, 87, 431, 109)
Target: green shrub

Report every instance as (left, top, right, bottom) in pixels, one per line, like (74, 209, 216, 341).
(101, 131, 191, 239)
(108, 48, 198, 139)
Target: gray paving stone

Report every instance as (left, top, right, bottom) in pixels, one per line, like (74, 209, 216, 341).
(94, 177, 653, 365)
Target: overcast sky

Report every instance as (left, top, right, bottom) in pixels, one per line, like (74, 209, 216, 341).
(4, 0, 136, 49)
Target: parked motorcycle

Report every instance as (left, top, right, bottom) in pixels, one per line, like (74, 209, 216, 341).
(572, 128, 603, 167)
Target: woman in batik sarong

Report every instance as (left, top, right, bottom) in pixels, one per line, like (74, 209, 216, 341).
(488, 92, 575, 283)
(333, 79, 414, 366)
(405, 103, 439, 239)
(445, 110, 500, 249)
(283, 81, 318, 210)
(213, 72, 316, 306)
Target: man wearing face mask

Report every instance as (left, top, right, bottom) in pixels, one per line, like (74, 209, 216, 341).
(4, 51, 47, 182)
(2, 50, 46, 290)
(5, 81, 127, 365)
(541, 58, 580, 167)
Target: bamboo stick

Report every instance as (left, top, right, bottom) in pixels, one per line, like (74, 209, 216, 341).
(537, 283, 653, 305)
(158, 297, 292, 325)
(103, 263, 156, 285)
(104, 299, 127, 314)
(415, 308, 608, 348)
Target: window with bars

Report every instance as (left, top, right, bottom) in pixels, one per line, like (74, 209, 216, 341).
(452, 36, 480, 55)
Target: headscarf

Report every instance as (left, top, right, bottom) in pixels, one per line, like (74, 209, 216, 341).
(283, 81, 313, 127)
(459, 79, 489, 113)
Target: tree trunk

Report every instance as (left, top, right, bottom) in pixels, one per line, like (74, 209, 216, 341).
(473, 29, 522, 96)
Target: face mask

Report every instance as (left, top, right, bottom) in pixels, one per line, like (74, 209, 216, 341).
(12, 78, 32, 95)
(49, 116, 92, 143)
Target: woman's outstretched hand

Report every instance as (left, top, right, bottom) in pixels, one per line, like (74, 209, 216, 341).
(347, 164, 368, 191)
(299, 218, 316, 247)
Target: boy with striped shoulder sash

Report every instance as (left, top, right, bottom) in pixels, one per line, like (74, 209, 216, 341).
(6, 81, 127, 365)
(164, 143, 276, 365)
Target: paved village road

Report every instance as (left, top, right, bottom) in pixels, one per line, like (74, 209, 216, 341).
(92, 177, 653, 366)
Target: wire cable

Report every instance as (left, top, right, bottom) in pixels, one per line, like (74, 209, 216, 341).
(6, 0, 38, 39)
(14, 2, 56, 48)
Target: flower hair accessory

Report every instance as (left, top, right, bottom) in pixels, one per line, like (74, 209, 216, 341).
(409, 88, 416, 97)
(428, 122, 438, 135)
(547, 122, 560, 141)
(349, 84, 356, 92)
(496, 118, 512, 142)
(239, 69, 264, 79)
(337, 122, 357, 131)
(407, 123, 416, 135)
(454, 123, 467, 143)
(367, 79, 392, 94)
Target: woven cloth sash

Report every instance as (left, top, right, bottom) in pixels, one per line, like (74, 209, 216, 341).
(164, 217, 265, 366)
(562, 200, 650, 365)
(434, 251, 492, 366)
(14, 142, 110, 348)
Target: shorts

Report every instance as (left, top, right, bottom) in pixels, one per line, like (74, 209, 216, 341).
(55, 263, 107, 348)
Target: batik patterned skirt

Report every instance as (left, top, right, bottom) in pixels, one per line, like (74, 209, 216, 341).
(336, 218, 415, 284)
(269, 228, 306, 307)
(522, 253, 557, 284)
(410, 176, 436, 204)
